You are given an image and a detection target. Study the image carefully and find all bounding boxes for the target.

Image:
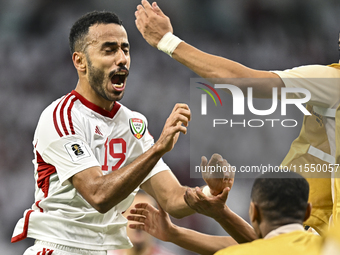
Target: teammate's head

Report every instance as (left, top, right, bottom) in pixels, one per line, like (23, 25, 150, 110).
(70, 11, 130, 106)
(69, 11, 123, 54)
(249, 172, 310, 237)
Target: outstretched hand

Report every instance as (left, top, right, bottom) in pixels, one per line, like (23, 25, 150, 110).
(127, 202, 175, 242)
(201, 154, 235, 196)
(154, 103, 191, 155)
(135, 0, 173, 47)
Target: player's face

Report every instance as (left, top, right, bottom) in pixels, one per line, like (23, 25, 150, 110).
(85, 23, 130, 103)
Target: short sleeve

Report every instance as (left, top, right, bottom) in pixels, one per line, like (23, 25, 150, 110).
(41, 136, 100, 185)
(272, 65, 340, 108)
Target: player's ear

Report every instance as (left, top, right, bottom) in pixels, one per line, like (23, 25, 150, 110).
(249, 201, 259, 223)
(249, 201, 256, 222)
(72, 51, 86, 72)
(303, 202, 312, 221)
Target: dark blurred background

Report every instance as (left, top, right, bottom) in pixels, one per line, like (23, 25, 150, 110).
(1, 0, 339, 254)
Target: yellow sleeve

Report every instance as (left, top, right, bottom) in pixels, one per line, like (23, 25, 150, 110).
(272, 64, 340, 108)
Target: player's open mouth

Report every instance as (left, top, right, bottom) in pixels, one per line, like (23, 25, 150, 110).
(111, 70, 128, 91)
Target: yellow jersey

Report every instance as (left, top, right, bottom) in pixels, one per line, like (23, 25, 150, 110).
(215, 230, 322, 255)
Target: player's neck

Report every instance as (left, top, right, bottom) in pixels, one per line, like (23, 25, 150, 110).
(74, 81, 115, 112)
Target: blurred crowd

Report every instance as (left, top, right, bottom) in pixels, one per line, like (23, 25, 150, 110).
(1, 0, 339, 254)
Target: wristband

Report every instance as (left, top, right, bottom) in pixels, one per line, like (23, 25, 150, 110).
(202, 185, 213, 197)
(157, 32, 183, 57)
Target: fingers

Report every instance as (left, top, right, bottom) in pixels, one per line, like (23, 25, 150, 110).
(171, 103, 190, 111)
(164, 104, 191, 135)
(195, 186, 207, 200)
(223, 160, 236, 180)
(135, 3, 148, 33)
(184, 187, 206, 209)
(134, 202, 149, 209)
(127, 203, 152, 229)
(139, 1, 166, 18)
(163, 123, 187, 136)
(141, 0, 153, 15)
(129, 203, 150, 217)
(136, 4, 148, 19)
(133, 202, 159, 215)
(155, 103, 191, 153)
(170, 103, 190, 118)
(208, 153, 223, 167)
(129, 223, 145, 230)
(169, 103, 191, 126)
(135, 9, 142, 29)
(200, 156, 208, 168)
(217, 186, 230, 202)
(184, 187, 196, 209)
(129, 208, 148, 217)
(127, 214, 146, 223)
(151, 2, 166, 17)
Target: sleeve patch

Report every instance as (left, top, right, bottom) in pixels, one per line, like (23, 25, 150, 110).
(64, 140, 91, 162)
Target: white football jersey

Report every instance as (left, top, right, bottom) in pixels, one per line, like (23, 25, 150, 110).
(11, 90, 170, 250)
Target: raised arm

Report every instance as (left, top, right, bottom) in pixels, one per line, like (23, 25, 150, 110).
(70, 103, 190, 213)
(128, 203, 237, 255)
(135, 0, 284, 98)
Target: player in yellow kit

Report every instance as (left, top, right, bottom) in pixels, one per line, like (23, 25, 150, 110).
(134, 0, 340, 235)
(128, 172, 323, 255)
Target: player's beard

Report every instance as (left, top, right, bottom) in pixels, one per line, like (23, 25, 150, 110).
(87, 56, 125, 102)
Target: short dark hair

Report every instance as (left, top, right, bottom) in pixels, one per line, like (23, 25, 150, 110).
(251, 172, 309, 224)
(69, 11, 123, 54)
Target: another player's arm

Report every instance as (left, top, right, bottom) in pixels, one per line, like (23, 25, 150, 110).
(167, 226, 237, 255)
(70, 103, 190, 214)
(135, 0, 284, 98)
(141, 153, 233, 219)
(172, 43, 283, 97)
(141, 170, 195, 218)
(210, 205, 257, 243)
(184, 187, 257, 243)
(128, 203, 238, 255)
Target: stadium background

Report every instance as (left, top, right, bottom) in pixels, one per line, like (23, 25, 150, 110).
(0, 0, 339, 254)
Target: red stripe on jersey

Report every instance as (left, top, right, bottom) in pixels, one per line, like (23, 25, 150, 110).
(35, 200, 43, 212)
(59, 94, 73, 136)
(53, 94, 77, 137)
(71, 90, 121, 118)
(36, 151, 56, 198)
(53, 98, 64, 137)
(11, 209, 34, 243)
(67, 96, 77, 135)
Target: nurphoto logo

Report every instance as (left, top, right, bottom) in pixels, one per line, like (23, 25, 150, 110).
(196, 81, 311, 128)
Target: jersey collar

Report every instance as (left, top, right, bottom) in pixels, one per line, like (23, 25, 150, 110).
(71, 90, 121, 118)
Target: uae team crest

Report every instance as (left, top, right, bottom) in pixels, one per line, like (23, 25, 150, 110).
(129, 118, 146, 139)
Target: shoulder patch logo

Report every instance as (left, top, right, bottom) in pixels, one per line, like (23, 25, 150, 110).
(71, 144, 84, 156)
(129, 118, 146, 139)
(64, 140, 91, 162)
